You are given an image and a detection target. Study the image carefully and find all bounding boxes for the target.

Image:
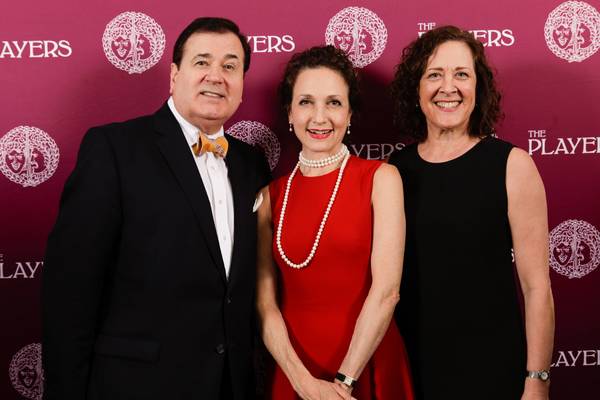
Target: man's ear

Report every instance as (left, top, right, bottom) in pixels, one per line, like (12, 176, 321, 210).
(169, 63, 179, 95)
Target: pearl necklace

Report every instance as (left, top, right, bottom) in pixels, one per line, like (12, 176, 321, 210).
(276, 152, 351, 269)
(299, 145, 349, 168)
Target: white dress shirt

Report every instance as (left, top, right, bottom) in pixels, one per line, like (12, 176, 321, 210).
(167, 97, 234, 278)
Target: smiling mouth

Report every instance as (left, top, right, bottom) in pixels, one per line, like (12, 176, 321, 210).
(434, 100, 462, 109)
(307, 128, 333, 139)
(200, 91, 225, 98)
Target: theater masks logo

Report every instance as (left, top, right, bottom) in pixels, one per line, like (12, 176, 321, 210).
(227, 121, 281, 171)
(0, 126, 59, 187)
(544, 1, 600, 62)
(325, 7, 387, 68)
(549, 219, 600, 279)
(102, 11, 166, 74)
(9, 343, 44, 400)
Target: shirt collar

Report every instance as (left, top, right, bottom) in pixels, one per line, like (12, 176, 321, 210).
(167, 96, 225, 147)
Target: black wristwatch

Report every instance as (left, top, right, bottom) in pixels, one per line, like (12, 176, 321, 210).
(526, 369, 550, 382)
(335, 372, 358, 388)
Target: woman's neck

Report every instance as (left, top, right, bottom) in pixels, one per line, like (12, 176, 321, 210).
(419, 129, 481, 163)
(299, 144, 347, 177)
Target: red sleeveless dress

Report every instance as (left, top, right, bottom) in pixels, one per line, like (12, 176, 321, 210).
(267, 156, 414, 399)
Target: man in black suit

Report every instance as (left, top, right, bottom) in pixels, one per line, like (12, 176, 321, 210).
(42, 17, 270, 400)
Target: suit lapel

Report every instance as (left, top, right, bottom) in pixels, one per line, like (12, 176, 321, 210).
(152, 104, 227, 283)
(225, 138, 249, 286)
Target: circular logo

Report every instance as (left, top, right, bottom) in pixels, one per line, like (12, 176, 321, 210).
(102, 11, 166, 74)
(0, 126, 60, 187)
(9, 343, 44, 400)
(549, 219, 600, 278)
(544, 1, 600, 63)
(325, 7, 388, 68)
(227, 121, 280, 171)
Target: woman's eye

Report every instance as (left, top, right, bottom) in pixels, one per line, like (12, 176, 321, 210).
(299, 99, 310, 105)
(329, 100, 342, 106)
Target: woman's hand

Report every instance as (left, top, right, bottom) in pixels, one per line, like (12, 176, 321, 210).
(332, 379, 355, 399)
(296, 376, 355, 400)
(520, 378, 549, 400)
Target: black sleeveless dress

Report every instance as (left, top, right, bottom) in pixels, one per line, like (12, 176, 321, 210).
(389, 137, 526, 400)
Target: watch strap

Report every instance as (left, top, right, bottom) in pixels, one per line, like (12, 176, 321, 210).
(526, 369, 550, 381)
(335, 372, 358, 388)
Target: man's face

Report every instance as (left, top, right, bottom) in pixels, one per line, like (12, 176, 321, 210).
(170, 31, 245, 133)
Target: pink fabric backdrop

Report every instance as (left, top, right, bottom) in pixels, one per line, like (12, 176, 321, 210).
(1, 1, 599, 398)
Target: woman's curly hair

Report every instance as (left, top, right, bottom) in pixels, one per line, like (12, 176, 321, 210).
(390, 25, 503, 141)
(279, 45, 359, 114)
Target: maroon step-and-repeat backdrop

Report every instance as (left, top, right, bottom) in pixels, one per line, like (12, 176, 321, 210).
(1, 1, 599, 398)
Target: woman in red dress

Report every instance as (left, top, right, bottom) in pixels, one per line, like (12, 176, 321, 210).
(256, 46, 414, 400)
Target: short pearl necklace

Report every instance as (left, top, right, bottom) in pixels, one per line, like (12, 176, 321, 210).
(299, 145, 349, 168)
(276, 152, 351, 269)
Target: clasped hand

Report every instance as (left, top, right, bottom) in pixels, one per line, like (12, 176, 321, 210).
(297, 377, 356, 400)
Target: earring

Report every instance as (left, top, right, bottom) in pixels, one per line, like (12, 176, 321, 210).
(346, 123, 351, 135)
(289, 122, 293, 132)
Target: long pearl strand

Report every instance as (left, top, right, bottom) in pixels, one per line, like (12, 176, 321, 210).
(276, 152, 351, 269)
(299, 145, 349, 168)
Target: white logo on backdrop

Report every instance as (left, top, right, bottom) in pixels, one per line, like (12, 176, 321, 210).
(549, 219, 600, 278)
(544, 1, 600, 62)
(227, 121, 281, 171)
(349, 142, 406, 160)
(552, 349, 600, 367)
(9, 343, 44, 400)
(416, 23, 515, 47)
(102, 11, 166, 74)
(0, 40, 72, 59)
(325, 7, 387, 68)
(0, 126, 59, 187)
(528, 129, 600, 155)
(247, 35, 296, 53)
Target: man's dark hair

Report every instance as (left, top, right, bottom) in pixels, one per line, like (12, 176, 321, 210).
(172, 17, 251, 73)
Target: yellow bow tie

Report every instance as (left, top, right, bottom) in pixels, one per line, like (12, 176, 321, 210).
(192, 133, 229, 158)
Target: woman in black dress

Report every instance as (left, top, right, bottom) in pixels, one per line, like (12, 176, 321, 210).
(388, 26, 555, 400)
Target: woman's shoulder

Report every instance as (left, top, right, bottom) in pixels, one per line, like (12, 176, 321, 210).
(480, 135, 515, 154)
(388, 142, 418, 169)
(349, 154, 382, 167)
(349, 154, 389, 177)
(268, 173, 290, 198)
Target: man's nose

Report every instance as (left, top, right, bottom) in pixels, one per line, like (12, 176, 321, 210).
(205, 65, 224, 83)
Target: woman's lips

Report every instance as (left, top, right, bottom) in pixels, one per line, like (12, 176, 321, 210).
(434, 100, 462, 112)
(307, 129, 333, 139)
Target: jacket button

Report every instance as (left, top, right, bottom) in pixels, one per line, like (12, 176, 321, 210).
(226, 297, 232, 304)
(215, 344, 225, 355)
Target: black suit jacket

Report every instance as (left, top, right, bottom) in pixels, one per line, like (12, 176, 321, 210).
(42, 103, 270, 400)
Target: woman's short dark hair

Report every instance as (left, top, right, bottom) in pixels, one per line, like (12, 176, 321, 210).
(279, 45, 359, 114)
(172, 17, 251, 73)
(390, 25, 502, 141)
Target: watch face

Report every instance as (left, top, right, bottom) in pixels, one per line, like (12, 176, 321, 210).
(540, 371, 549, 381)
